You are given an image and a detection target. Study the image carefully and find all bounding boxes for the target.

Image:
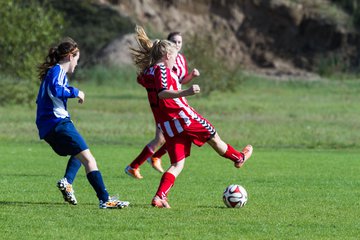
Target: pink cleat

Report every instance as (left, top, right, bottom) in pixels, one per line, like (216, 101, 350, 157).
(151, 196, 171, 208)
(234, 145, 253, 168)
(147, 157, 164, 173)
(125, 165, 143, 179)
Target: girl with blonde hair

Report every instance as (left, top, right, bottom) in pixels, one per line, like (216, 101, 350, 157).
(129, 26, 253, 208)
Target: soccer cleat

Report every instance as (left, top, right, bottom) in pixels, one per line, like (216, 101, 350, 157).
(99, 196, 130, 209)
(147, 157, 164, 173)
(234, 145, 253, 168)
(151, 196, 171, 208)
(57, 178, 77, 205)
(125, 165, 143, 179)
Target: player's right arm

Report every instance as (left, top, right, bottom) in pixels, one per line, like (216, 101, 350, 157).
(158, 85, 200, 99)
(154, 64, 200, 99)
(48, 66, 79, 99)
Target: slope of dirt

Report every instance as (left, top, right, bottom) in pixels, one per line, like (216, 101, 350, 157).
(96, 0, 360, 78)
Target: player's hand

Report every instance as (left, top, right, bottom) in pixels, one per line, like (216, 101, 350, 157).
(77, 90, 85, 104)
(192, 68, 200, 77)
(185, 84, 200, 96)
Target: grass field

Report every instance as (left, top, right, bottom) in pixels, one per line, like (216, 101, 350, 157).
(1, 73, 360, 239)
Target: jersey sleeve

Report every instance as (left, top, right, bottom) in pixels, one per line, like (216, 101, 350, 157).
(181, 54, 189, 78)
(48, 67, 79, 99)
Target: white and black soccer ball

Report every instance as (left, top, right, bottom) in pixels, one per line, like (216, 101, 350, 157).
(223, 184, 248, 208)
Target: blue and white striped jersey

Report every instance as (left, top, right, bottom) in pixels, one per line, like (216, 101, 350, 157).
(36, 64, 79, 139)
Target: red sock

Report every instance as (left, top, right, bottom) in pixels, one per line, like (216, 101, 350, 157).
(130, 145, 154, 169)
(153, 144, 167, 158)
(155, 172, 176, 199)
(223, 144, 244, 162)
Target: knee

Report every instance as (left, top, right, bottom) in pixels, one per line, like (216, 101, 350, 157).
(76, 150, 96, 165)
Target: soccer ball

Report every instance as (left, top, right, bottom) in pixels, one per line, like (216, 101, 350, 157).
(223, 184, 248, 208)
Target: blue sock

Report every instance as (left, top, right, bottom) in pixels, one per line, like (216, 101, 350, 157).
(86, 171, 109, 202)
(64, 156, 82, 184)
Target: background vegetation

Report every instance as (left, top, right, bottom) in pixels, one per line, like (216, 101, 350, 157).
(0, 0, 133, 105)
(1, 0, 360, 105)
(331, 0, 360, 28)
(0, 0, 63, 105)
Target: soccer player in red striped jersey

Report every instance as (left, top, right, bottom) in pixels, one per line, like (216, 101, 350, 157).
(129, 26, 253, 208)
(125, 32, 200, 178)
(145, 32, 201, 170)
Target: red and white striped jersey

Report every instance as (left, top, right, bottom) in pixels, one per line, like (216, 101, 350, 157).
(173, 53, 188, 83)
(137, 63, 215, 139)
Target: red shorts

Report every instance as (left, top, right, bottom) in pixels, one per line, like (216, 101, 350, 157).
(164, 115, 216, 163)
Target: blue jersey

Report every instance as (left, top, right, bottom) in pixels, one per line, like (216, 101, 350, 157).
(36, 64, 79, 139)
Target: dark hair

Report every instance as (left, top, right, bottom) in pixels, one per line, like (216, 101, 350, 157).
(167, 32, 181, 42)
(38, 37, 79, 81)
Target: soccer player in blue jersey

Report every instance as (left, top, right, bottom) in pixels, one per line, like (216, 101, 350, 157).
(36, 37, 129, 209)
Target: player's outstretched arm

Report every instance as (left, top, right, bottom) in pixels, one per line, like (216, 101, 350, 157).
(158, 84, 200, 99)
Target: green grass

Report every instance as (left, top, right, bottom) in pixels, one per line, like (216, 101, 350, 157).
(1, 73, 360, 239)
(1, 144, 359, 239)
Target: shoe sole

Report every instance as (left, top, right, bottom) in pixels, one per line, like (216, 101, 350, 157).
(57, 183, 77, 205)
(100, 202, 130, 209)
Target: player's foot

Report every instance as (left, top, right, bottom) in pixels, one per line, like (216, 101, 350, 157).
(57, 178, 77, 205)
(147, 157, 164, 173)
(125, 165, 143, 179)
(234, 145, 253, 168)
(99, 196, 130, 209)
(151, 195, 171, 208)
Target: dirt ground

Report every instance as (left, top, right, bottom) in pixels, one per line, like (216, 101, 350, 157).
(97, 0, 360, 79)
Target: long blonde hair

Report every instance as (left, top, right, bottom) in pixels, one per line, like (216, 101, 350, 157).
(130, 25, 177, 73)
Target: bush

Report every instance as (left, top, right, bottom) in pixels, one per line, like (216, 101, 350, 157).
(183, 34, 244, 95)
(331, 0, 360, 29)
(0, 0, 64, 105)
(38, 0, 134, 65)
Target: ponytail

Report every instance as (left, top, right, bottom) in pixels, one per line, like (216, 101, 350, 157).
(37, 37, 79, 81)
(130, 26, 176, 73)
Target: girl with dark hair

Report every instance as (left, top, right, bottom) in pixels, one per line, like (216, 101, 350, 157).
(36, 38, 129, 209)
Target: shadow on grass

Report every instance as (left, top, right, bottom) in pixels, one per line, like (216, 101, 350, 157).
(0, 201, 92, 206)
(196, 205, 227, 209)
(1, 173, 54, 177)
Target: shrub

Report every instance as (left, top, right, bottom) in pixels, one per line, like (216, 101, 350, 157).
(0, 0, 64, 105)
(183, 34, 244, 95)
(38, 0, 134, 65)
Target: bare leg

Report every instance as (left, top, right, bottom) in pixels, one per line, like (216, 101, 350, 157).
(75, 149, 98, 174)
(166, 158, 185, 178)
(207, 132, 227, 155)
(147, 127, 166, 152)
